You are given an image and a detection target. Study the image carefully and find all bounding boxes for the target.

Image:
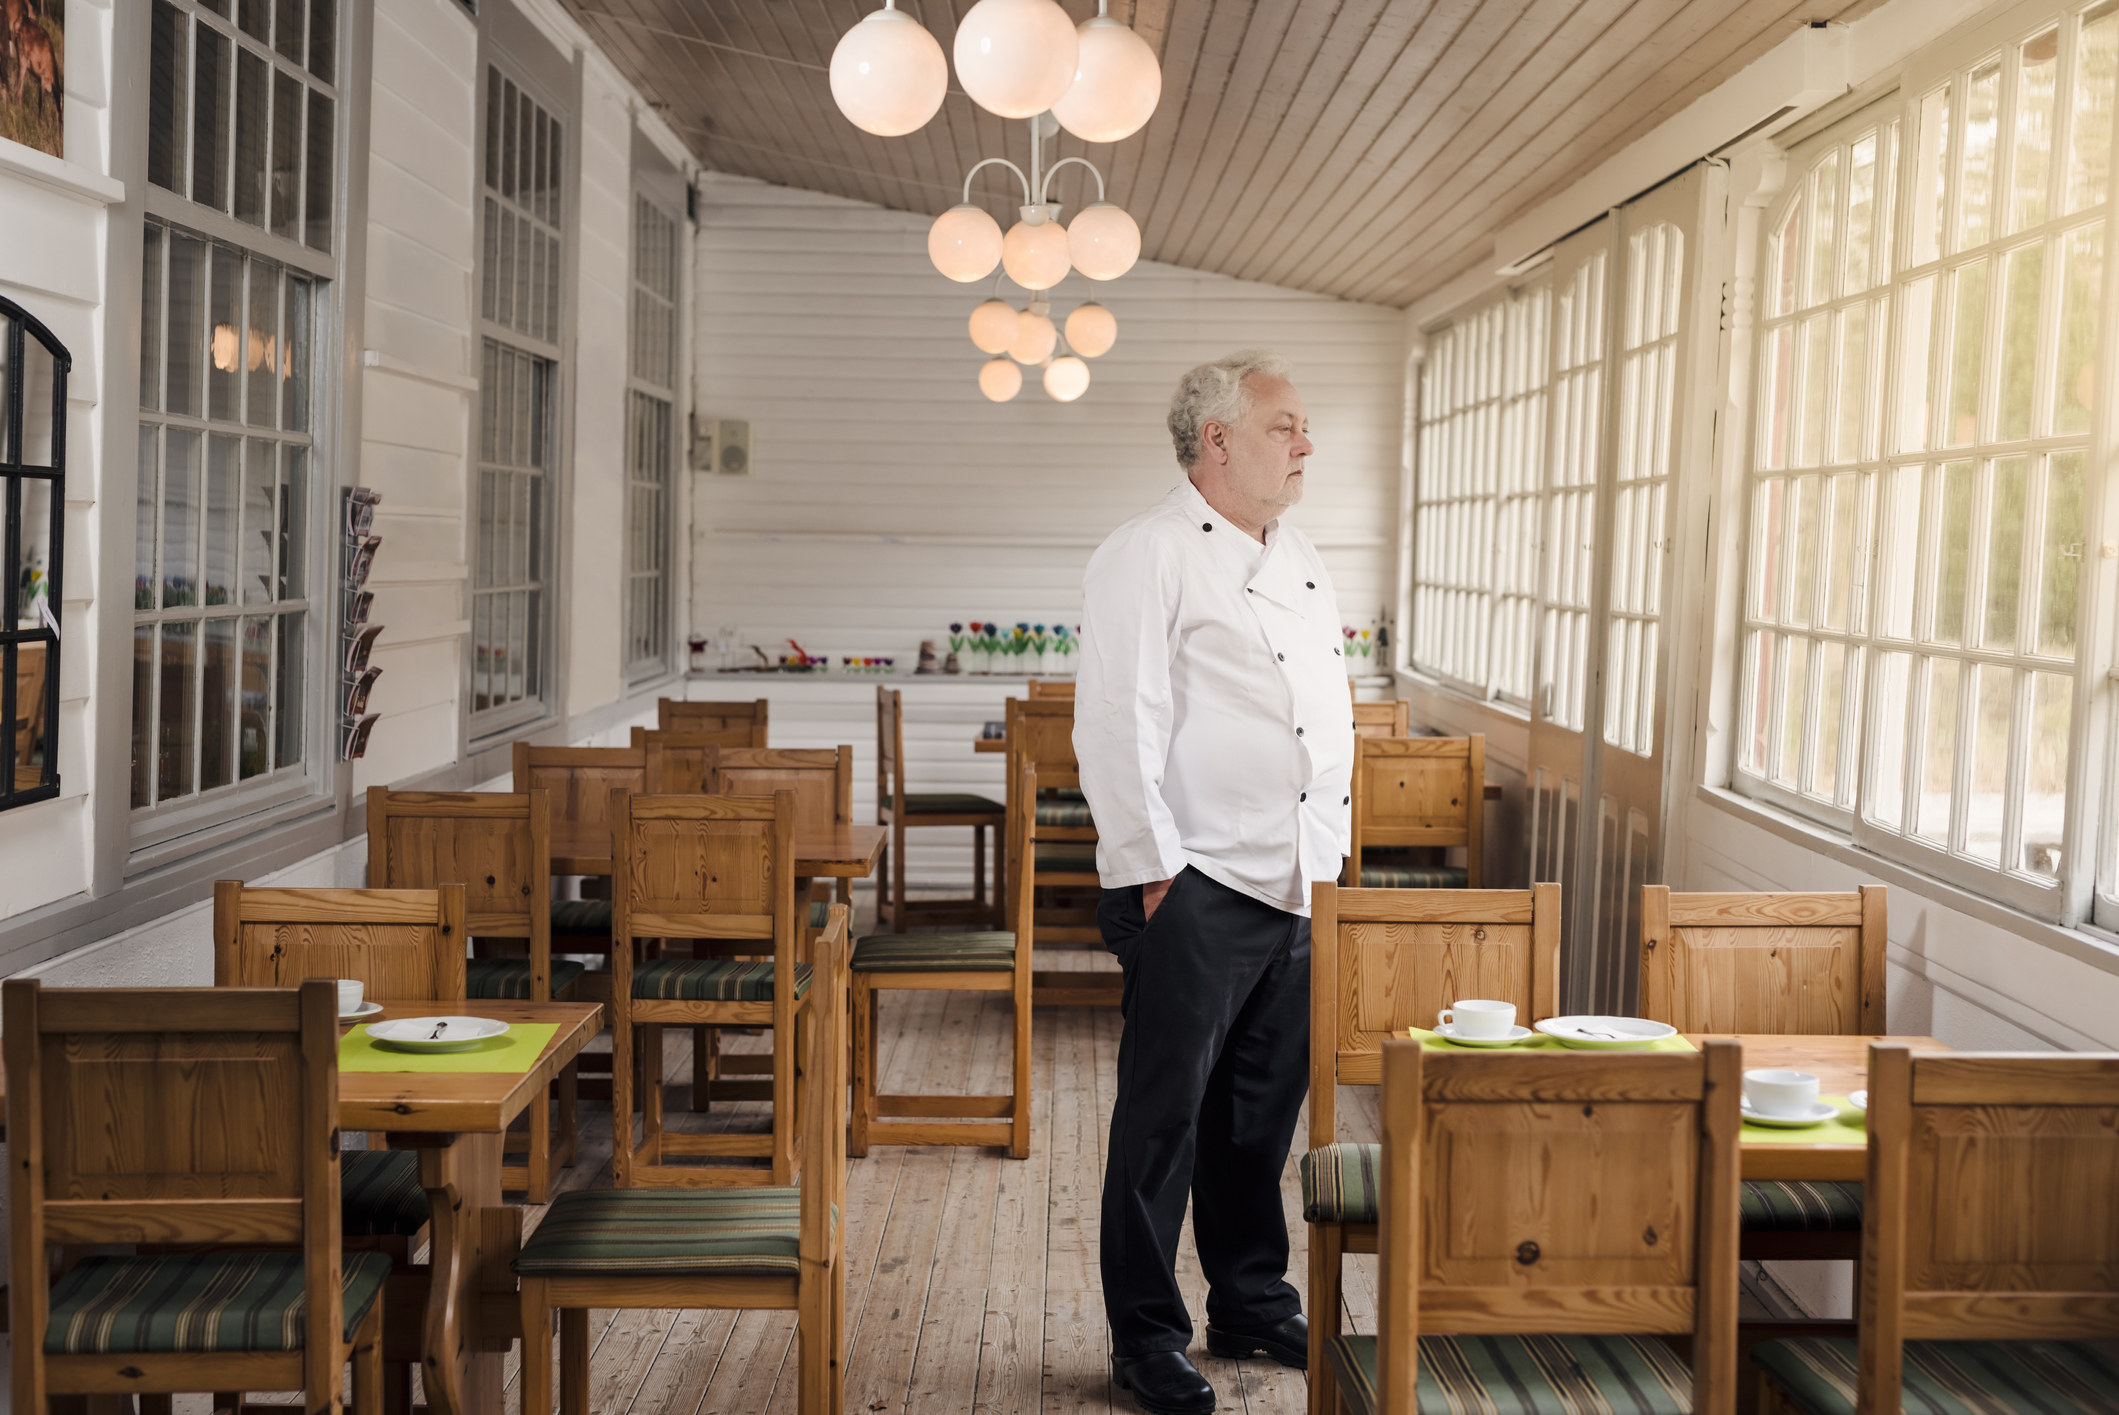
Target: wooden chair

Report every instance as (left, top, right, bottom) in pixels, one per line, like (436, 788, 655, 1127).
(850, 756, 1034, 1158)
(658, 696, 769, 742)
(1640, 886, 1887, 1262)
(5, 978, 385, 1415)
(1341, 734, 1485, 889)
(1321, 1035, 1741, 1415)
(1304, 881, 1560, 1404)
(1025, 678, 1075, 698)
(214, 881, 468, 998)
(610, 788, 808, 1187)
(633, 726, 730, 792)
(1006, 695, 1114, 1005)
(517, 905, 848, 1415)
(1350, 699, 1410, 737)
(712, 743, 854, 922)
(1752, 1046, 2119, 1415)
(875, 685, 1006, 931)
(366, 788, 579, 1203)
(514, 742, 649, 953)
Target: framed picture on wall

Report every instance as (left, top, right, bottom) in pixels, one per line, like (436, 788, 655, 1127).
(0, 0, 63, 159)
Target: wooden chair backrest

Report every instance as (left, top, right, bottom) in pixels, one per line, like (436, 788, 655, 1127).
(710, 746, 852, 830)
(5, 978, 346, 1394)
(658, 698, 769, 742)
(803, 905, 851, 1262)
(1026, 679, 1075, 699)
(513, 743, 647, 869)
(1351, 699, 1411, 737)
(1638, 887, 1886, 1035)
(611, 790, 795, 957)
(367, 787, 549, 944)
(1859, 1046, 2119, 1383)
(1006, 696, 1080, 790)
(1350, 734, 1483, 867)
(1374, 1038, 1739, 1410)
(876, 686, 906, 815)
(214, 882, 467, 1001)
(1309, 882, 1560, 1147)
(632, 728, 735, 793)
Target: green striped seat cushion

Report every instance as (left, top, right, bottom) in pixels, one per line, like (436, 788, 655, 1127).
(44, 1251, 391, 1354)
(1753, 1336, 2119, 1415)
(633, 957, 811, 1002)
(516, 1187, 801, 1277)
(1740, 1180, 1862, 1233)
(853, 931, 1016, 973)
(1301, 1142, 1379, 1224)
(1359, 863, 1470, 889)
(552, 899, 613, 935)
(466, 957, 588, 1001)
(1049, 787, 1086, 801)
(1326, 1332, 1695, 1415)
(1034, 841, 1098, 873)
(808, 899, 830, 929)
(902, 792, 1004, 816)
(341, 1148, 429, 1237)
(1036, 799, 1094, 827)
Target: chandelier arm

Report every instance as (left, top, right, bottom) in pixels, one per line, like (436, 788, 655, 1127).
(961, 157, 1032, 206)
(1040, 156, 1107, 205)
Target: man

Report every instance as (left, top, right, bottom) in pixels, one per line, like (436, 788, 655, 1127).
(1075, 351, 1355, 1414)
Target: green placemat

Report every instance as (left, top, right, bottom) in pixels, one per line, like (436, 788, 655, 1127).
(1405, 1025, 1698, 1054)
(339, 1022, 560, 1075)
(1740, 1097, 1867, 1145)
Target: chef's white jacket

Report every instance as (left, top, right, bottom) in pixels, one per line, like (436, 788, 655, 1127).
(1073, 479, 1355, 916)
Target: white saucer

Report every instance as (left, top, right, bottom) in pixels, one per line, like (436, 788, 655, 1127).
(1433, 1023, 1536, 1048)
(1847, 1090, 1867, 1112)
(366, 1016, 511, 1053)
(1534, 1015, 1678, 1050)
(339, 1000, 384, 1021)
(1741, 1100, 1841, 1128)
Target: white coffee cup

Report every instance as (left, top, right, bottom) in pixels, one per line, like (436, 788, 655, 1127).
(1744, 1068, 1820, 1118)
(1437, 999, 1516, 1039)
(337, 978, 364, 1014)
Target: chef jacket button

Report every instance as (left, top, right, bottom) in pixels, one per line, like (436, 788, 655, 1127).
(1300, 792, 1307, 802)
(1296, 726, 1305, 737)
(1202, 522, 1213, 532)
(1343, 795, 1350, 805)
(1334, 647, 1342, 656)
(1306, 580, 1316, 588)
(1246, 587, 1253, 593)
(1277, 652, 1285, 661)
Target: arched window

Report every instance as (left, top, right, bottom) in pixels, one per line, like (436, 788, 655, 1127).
(0, 298, 69, 811)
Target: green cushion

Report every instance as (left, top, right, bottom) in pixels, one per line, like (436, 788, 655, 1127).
(1326, 1332, 1694, 1415)
(466, 957, 588, 1001)
(853, 931, 1016, 973)
(1753, 1336, 2119, 1415)
(902, 792, 1004, 816)
(808, 899, 830, 929)
(1301, 1142, 1379, 1223)
(552, 899, 613, 935)
(1035, 799, 1094, 827)
(45, 1251, 391, 1354)
(515, 1187, 801, 1278)
(633, 957, 811, 1002)
(1049, 787, 1085, 801)
(1359, 863, 1469, 888)
(1740, 1180, 1863, 1233)
(1034, 841, 1098, 873)
(341, 1148, 429, 1237)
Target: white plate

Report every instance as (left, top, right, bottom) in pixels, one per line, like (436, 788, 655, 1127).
(1847, 1090, 1868, 1113)
(339, 1000, 384, 1021)
(1433, 1023, 1537, 1048)
(1741, 1100, 1842, 1128)
(1533, 1015, 1678, 1050)
(365, 1016, 510, 1053)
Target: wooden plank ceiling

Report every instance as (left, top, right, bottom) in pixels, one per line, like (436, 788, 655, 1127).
(563, 0, 1885, 309)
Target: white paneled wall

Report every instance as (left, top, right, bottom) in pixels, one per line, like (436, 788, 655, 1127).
(688, 175, 1406, 883)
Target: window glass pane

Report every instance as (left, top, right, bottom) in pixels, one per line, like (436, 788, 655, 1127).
(1799, 312, 1830, 466)
(150, 2, 188, 194)
(204, 433, 238, 605)
(1777, 635, 1810, 788)
(273, 0, 302, 62)
(2013, 29, 2059, 233)
(1845, 133, 1878, 292)
(241, 437, 276, 604)
(1982, 455, 2027, 651)
(1995, 241, 2043, 442)
(1966, 663, 2013, 864)
(237, 0, 268, 42)
(1869, 650, 1913, 829)
(270, 69, 302, 241)
(1822, 473, 1863, 632)
(2038, 451, 2084, 656)
(1761, 323, 1794, 468)
(1944, 259, 1988, 447)
(233, 49, 268, 227)
(283, 275, 309, 429)
(308, 0, 335, 81)
(1833, 300, 1870, 464)
(162, 429, 201, 607)
(131, 627, 155, 808)
(201, 616, 237, 791)
(239, 614, 272, 779)
(1880, 463, 1922, 638)
(1774, 197, 1801, 316)
(1930, 460, 1975, 645)
(2023, 671, 2071, 877)
(2067, 1, 2119, 214)
(2054, 222, 2103, 433)
(157, 621, 198, 801)
(246, 261, 279, 427)
(280, 444, 306, 599)
(192, 24, 228, 209)
(1896, 274, 1936, 452)
(140, 226, 164, 411)
(305, 91, 333, 252)
(135, 429, 159, 611)
(1912, 83, 1951, 266)
(275, 609, 304, 768)
(1789, 475, 1819, 627)
(168, 233, 207, 417)
(1809, 150, 1840, 306)
(1916, 656, 1961, 843)
(1744, 630, 1774, 776)
(209, 245, 241, 421)
(1959, 63, 2001, 251)
(1815, 638, 1848, 800)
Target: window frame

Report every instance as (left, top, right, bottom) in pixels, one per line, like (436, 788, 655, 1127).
(623, 188, 681, 686)
(0, 301, 69, 814)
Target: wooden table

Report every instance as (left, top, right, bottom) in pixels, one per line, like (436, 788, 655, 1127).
(554, 823, 886, 881)
(0, 999, 604, 1415)
(1689, 1033, 1952, 1181)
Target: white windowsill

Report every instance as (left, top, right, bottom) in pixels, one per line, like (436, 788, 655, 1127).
(0, 141, 125, 206)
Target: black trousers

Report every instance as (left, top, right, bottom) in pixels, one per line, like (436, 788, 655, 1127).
(1098, 865, 1311, 1357)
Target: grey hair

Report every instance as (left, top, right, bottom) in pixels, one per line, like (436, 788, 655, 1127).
(1166, 350, 1296, 468)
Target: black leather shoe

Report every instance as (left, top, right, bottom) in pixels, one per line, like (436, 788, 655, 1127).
(1205, 1312, 1307, 1370)
(1111, 1350, 1217, 1414)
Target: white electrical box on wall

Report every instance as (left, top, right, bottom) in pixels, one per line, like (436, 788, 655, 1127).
(692, 416, 751, 476)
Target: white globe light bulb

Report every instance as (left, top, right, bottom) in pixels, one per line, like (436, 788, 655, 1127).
(1064, 301, 1117, 358)
(1002, 218, 1072, 290)
(968, 298, 1021, 354)
(1044, 354, 1090, 402)
(1067, 202, 1141, 280)
(929, 204, 1004, 282)
(829, 6, 948, 137)
(1051, 14, 1162, 142)
(952, 0, 1079, 119)
(1008, 309, 1057, 365)
(979, 356, 1024, 402)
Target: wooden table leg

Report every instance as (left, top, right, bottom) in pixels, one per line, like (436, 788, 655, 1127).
(395, 1131, 507, 1415)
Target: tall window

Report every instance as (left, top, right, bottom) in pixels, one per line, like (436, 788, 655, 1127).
(1738, 0, 2118, 918)
(472, 66, 564, 729)
(135, 0, 334, 837)
(1410, 282, 1548, 705)
(626, 193, 679, 682)
(1542, 251, 1608, 733)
